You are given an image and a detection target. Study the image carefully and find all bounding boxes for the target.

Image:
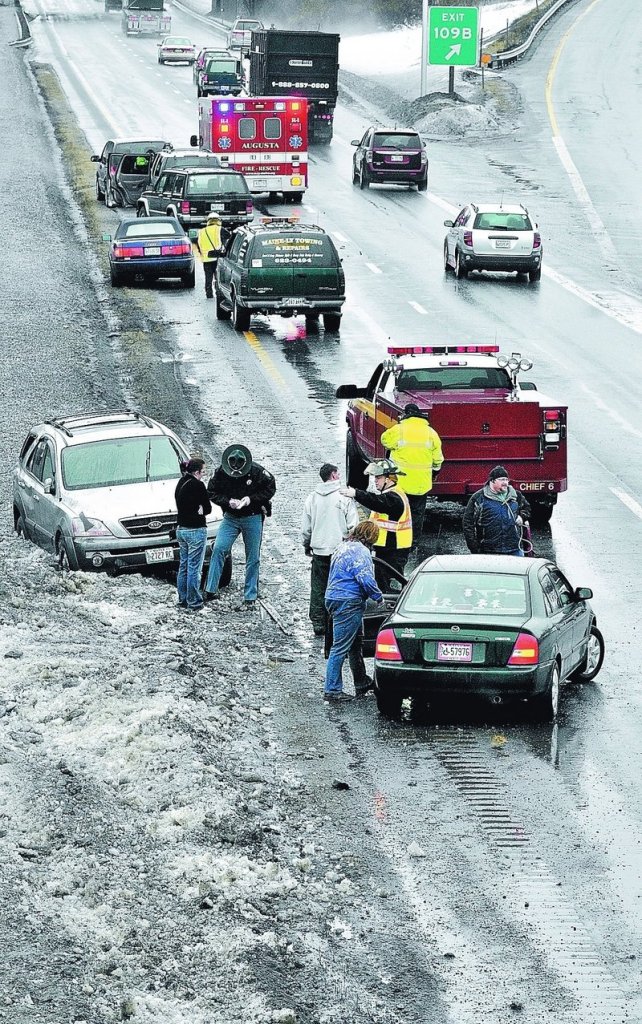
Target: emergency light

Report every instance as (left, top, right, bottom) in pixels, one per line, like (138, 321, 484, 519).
(387, 345, 500, 356)
(219, 102, 230, 112)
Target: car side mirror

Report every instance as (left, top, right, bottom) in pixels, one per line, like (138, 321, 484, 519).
(519, 381, 537, 391)
(91, 154, 100, 162)
(102, 233, 112, 242)
(43, 478, 55, 495)
(444, 219, 454, 228)
(335, 384, 365, 399)
(574, 587, 593, 601)
(188, 229, 198, 240)
(189, 134, 198, 148)
(350, 139, 359, 146)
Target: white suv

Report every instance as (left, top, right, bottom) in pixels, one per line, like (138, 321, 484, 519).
(444, 202, 542, 282)
(13, 411, 228, 576)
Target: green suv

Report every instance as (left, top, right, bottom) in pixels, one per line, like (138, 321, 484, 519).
(215, 219, 346, 332)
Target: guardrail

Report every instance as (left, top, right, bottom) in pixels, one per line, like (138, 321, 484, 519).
(10, 0, 32, 47)
(490, 0, 578, 69)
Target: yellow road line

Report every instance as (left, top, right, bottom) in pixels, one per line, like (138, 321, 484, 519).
(243, 330, 287, 390)
(545, 0, 605, 137)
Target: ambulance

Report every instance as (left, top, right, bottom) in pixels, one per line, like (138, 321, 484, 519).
(191, 96, 308, 202)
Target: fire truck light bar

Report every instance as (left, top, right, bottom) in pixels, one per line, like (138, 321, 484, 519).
(260, 216, 300, 225)
(387, 345, 500, 355)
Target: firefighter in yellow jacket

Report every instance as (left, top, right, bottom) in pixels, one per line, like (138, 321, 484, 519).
(341, 458, 412, 577)
(381, 403, 444, 544)
(197, 214, 229, 299)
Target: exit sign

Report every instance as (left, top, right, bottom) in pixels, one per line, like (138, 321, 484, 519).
(428, 6, 479, 66)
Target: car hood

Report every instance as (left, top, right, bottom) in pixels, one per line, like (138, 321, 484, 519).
(63, 479, 221, 522)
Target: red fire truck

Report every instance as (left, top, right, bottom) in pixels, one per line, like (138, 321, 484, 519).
(336, 345, 567, 523)
(191, 96, 308, 202)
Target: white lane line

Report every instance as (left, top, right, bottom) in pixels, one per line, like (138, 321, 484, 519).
(610, 488, 642, 521)
(347, 304, 390, 345)
(366, 262, 382, 275)
(552, 136, 619, 268)
(332, 231, 349, 243)
(408, 300, 428, 315)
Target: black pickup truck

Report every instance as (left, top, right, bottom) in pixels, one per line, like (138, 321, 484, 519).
(136, 168, 253, 228)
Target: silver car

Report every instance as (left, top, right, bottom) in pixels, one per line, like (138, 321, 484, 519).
(444, 202, 543, 282)
(13, 411, 229, 577)
(157, 36, 196, 65)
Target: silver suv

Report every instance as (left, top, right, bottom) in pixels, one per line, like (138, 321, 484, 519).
(13, 411, 226, 574)
(444, 202, 543, 282)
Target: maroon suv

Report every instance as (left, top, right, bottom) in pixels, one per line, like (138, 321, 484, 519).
(351, 128, 428, 191)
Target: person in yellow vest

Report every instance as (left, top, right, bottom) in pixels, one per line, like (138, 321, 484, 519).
(381, 403, 443, 545)
(340, 458, 412, 577)
(196, 213, 229, 299)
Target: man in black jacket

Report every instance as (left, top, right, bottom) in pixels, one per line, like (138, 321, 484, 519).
(463, 465, 531, 556)
(341, 458, 413, 577)
(175, 457, 212, 611)
(204, 444, 276, 607)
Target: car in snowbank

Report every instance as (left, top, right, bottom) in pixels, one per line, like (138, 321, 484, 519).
(13, 411, 230, 580)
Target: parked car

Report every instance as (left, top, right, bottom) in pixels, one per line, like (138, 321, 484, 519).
(443, 202, 543, 281)
(351, 127, 428, 191)
(365, 554, 603, 721)
(137, 168, 253, 228)
(158, 35, 196, 64)
(193, 46, 233, 83)
(105, 216, 195, 288)
(227, 17, 262, 52)
(149, 148, 220, 189)
(215, 218, 346, 332)
(91, 138, 169, 207)
(13, 411, 230, 581)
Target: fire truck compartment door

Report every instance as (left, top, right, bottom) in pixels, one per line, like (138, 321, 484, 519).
(429, 402, 543, 461)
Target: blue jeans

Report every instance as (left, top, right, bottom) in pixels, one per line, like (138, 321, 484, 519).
(206, 513, 263, 600)
(176, 527, 207, 609)
(324, 598, 367, 695)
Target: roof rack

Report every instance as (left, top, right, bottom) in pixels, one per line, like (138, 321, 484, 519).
(44, 410, 155, 437)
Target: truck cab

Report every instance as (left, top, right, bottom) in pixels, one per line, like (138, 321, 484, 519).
(337, 345, 567, 523)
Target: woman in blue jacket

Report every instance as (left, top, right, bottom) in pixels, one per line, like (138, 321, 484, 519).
(324, 520, 383, 703)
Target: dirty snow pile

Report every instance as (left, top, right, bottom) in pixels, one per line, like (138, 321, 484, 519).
(0, 535, 379, 1023)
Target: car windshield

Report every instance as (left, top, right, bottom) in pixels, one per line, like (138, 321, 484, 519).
(256, 234, 336, 267)
(206, 59, 237, 73)
(187, 173, 248, 195)
(61, 436, 182, 490)
(396, 366, 512, 391)
(402, 572, 529, 617)
(372, 133, 420, 149)
(474, 212, 532, 231)
(120, 221, 181, 238)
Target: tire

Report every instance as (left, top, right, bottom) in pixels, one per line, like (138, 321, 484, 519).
(56, 534, 77, 572)
(443, 242, 451, 273)
(417, 176, 428, 192)
(182, 269, 196, 289)
(359, 164, 369, 190)
(352, 161, 358, 185)
(110, 268, 122, 287)
(529, 266, 542, 282)
(158, 57, 164, 64)
(289, 193, 303, 204)
(530, 502, 554, 525)
(232, 294, 251, 331)
(136, 205, 147, 218)
(305, 313, 319, 332)
(219, 553, 232, 589)
(570, 625, 605, 683)
(95, 176, 105, 202)
(197, 87, 202, 98)
(323, 312, 341, 332)
(14, 511, 28, 539)
(215, 287, 232, 320)
(375, 685, 403, 721)
(530, 661, 560, 721)
(346, 432, 367, 490)
(454, 249, 468, 279)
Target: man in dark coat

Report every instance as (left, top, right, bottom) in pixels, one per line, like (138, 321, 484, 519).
(463, 465, 530, 556)
(204, 444, 276, 606)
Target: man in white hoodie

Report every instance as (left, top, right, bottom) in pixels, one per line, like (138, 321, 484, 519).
(301, 463, 359, 636)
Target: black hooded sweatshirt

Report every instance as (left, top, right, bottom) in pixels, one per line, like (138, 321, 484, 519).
(207, 464, 276, 518)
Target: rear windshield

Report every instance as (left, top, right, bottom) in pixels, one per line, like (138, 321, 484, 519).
(118, 154, 151, 175)
(474, 212, 532, 231)
(164, 155, 220, 171)
(254, 234, 336, 267)
(166, 37, 191, 45)
(205, 59, 238, 73)
(396, 366, 512, 391)
(402, 572, 529, 617)
(372, 133, 421, 149)
(113, 141, 165, 154)
(120, 221, 182, 238)
(235, 20, 259, 29)
(61, 436, 183, 490)
(187, 173, 248, 195)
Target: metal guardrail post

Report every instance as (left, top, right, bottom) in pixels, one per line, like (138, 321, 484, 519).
(489, 0, 577, 69)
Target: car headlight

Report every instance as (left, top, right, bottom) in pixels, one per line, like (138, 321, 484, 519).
(71, 516, 114, 537)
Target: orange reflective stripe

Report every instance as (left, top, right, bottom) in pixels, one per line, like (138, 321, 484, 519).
(369, 486, 412, 549)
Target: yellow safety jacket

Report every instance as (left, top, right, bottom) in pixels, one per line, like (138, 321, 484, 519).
(380, 416, 444, 496)
(370, 484, 413, 550)
(197, 224, 223, 263)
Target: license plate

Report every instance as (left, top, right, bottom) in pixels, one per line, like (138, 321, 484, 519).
(144, 247, 161, 256)
(253, 179, 269, 190)
(437, 642, 472, 663)
(284, 297, 306, 305)
(495, 240, 510, 249)
(389, 154, 404, 162)
(145, 547, 175, 564)
(210, 203, 225, 211)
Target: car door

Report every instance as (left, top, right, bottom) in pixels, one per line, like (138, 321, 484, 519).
(549, 567, 591, 671)
(21, 437, 59, 550)
(356, 129, 371, 175)
(539, 567, 576, 677)
(216, 231, 242, 298)
(448, 206, 468, 259)
(170, 174, 186, 218)
(98, 141, 114, 193)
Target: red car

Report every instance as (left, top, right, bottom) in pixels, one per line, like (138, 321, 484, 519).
(351, 127, 428, 191)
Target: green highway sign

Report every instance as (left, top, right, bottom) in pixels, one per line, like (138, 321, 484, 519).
(428, 6, 479, 66)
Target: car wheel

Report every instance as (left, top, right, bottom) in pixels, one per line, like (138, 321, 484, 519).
(219, 553, 232, 589)
(182, 269, 196, 289)
(570, 625, 605, 683)
(417, 176, 428, 192)
(197, 87, 202, 97)
(530, 502, 554, 524)
(110, 268, 122, 287)
(56, 534, 77, 571)
(375, 684, 403, 721)
(105, 182, 115, 208)
(232, 294, 251, 331)
(359, 164, 370, 190)
(352, 161, 358, 185)
(305, 313, 320, 332)
(158, 57, 164, 64)
(136, 205, 147, 218)
(14, 511, 28, 539)
(346, 432, 367, 490)
(529, 266, 542, 282)
(454, 249, 468, 279)
(95, 176, 105, 202)
(443, 242, 451, 273)
(215, 287, 232, 320)
(530, 661, 560, 721)
(323, 312, 341, 331)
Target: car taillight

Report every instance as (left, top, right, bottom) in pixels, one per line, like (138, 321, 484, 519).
(246, 200, 253, 212)
(507, 633, 539, 666)
(113, 244, 143, 258)
(463, 231, 473, 246)
(543, 408, 563, 447)
(533, 232, 541, 249)
(162, 242, 192, 256)
(375, 629, 402, 662)
(180, 201, 190, 214)
(421, 150, 428, 162)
